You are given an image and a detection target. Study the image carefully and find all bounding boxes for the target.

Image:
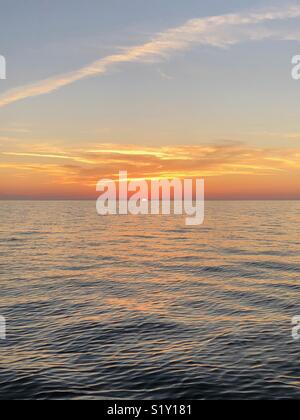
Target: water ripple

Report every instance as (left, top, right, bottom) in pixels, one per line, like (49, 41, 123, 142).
(0, 201, 300, 400)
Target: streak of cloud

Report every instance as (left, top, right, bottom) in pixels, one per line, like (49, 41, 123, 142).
(2, 142, 300, 178)
(1, 151, 94, 164)
(2, 142, 300, 199)
(1, 4, 300, 107)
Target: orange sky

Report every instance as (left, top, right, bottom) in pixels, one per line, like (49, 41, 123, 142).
(1, 142, 300, 200)
(1, 4, 300, 200)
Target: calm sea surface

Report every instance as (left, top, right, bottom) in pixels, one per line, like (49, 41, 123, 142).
(0, 201, 300, 400)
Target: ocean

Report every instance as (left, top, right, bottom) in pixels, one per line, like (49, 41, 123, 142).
(0, 200, 300, 400)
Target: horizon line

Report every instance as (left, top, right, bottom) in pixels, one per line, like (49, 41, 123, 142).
(1, 198, 300, 202)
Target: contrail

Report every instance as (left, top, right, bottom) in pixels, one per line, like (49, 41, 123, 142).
(0, 4, 300, 108)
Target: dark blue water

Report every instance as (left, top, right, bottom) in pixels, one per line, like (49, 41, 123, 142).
(0, 201, 300, 400)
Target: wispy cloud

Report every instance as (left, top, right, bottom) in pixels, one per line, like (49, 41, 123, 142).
(2, 142, 300, 178)
(2, 142, 300, 198)
(1, 151, 94, 164)
(1, 4, 300, 108)
(157, 68, 173, 80)
(0, 126, 31, 134)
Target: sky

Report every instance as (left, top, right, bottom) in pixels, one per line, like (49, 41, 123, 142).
(0, 0, 300, 199)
